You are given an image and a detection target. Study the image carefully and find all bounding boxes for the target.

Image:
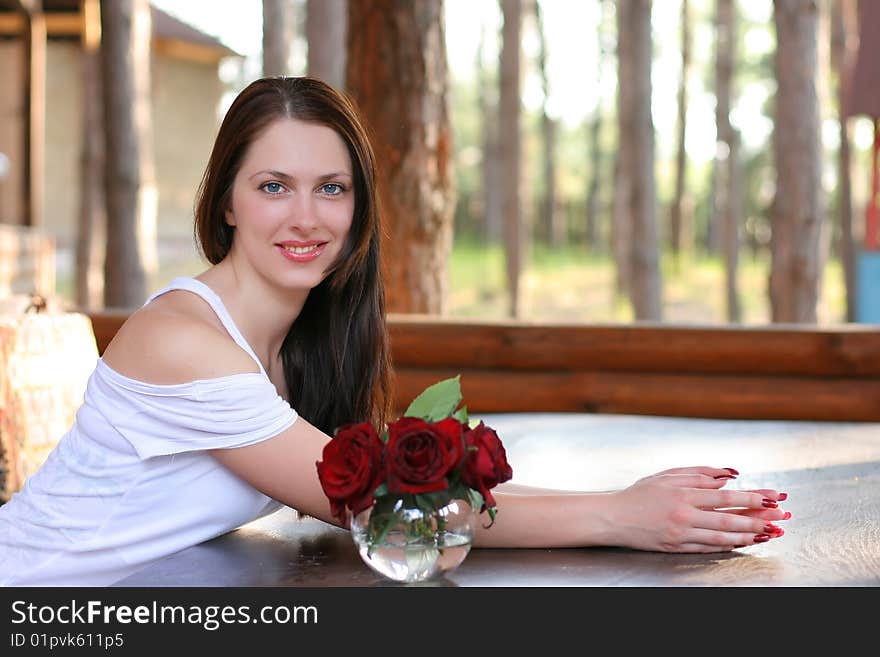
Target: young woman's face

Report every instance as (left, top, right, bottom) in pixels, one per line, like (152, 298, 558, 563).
(225, 118, 355, 292)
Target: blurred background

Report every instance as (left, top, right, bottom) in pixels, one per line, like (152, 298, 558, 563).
(1, 0, 878, 325)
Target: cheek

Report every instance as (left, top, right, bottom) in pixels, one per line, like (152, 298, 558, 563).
(322, 200, 355, 236)
(231, 195, 287, 233)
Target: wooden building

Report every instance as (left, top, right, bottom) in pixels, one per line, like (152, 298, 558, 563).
(0, 0, 240, 244)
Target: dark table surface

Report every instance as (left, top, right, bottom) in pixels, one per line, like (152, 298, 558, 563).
(115, 413, 880, 587)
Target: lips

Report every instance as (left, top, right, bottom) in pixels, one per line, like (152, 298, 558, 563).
(276, 241, 327, 263)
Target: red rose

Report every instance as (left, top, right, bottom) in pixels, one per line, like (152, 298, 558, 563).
(316, 422, 385, 521)
(461, 421, 513, 511)
(386, 416, 465, 494)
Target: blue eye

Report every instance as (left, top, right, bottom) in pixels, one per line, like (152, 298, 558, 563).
(261, 182, 285, 194)
(320, 183, 344, 196)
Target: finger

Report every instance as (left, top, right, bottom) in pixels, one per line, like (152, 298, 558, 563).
(692, 509, 786, 537)
(665, 542, 740, 554)
(741, 489, 789, 503)
(720, 508, 791, 522)
(681, 526, 781, 549)
(689, 488, 781, 510)
(650, 473, 735, 490)
(651, 466, 739, 479)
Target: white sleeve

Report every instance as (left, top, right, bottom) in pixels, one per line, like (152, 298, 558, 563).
(104, 373, 298, 460)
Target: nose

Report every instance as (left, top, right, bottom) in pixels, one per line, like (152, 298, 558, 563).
(287, 192, 320, 233)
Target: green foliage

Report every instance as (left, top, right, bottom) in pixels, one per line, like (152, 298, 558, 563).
(403, 375, 463, 421)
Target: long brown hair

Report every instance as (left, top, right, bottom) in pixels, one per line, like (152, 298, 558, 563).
(194, 76, 392, 435)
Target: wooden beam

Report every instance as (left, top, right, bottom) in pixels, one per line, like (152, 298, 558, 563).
(386, 316, 880, 376)
(393, 367, 880, 421)
(81, 311, 880, 422)
(0, 13, 87, 36)
(81, 0, 100, 50)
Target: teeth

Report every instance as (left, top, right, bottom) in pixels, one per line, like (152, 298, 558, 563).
(283, 245, 319, 254)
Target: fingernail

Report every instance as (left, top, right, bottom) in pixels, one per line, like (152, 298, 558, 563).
(724, 467, 740, 475)
(762, 498, 778, 508)
(763, 524, 778, 533)
(771, 528, 784, 537)
(783, 511, 792, 520)
(753, 534, 771, 543)
(777, 492, 788, 501)
(714, 474, 736, 480)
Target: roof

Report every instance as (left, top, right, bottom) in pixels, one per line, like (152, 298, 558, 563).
(0, 0, 241, 58)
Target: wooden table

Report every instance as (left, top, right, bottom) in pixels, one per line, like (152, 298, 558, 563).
(114, 413, 880, 587)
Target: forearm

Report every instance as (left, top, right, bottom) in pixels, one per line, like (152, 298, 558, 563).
(472, 489, 617, 548)
(495, 481, 586, 495)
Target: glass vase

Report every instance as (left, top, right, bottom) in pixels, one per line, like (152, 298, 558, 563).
(351, 496, 477, 583)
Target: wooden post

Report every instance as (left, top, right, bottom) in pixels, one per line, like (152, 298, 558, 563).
(20, 0, 45, 228)
(75, 0, 105, 308)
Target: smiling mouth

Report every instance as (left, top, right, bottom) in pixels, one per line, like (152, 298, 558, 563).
(280, 244, 324, 254)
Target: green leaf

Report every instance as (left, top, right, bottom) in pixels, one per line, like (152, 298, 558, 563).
(404, 375, 463, 421)
(373, 482, 389, 499)
(467, 489, 485, 513)
(452, 404, 469, 425)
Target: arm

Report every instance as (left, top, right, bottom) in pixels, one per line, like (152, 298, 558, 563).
(210, 416, 345, 529)
(214, 443, 788, 553)
(103, 301, 344, 529)
(474, 467, 789, 553)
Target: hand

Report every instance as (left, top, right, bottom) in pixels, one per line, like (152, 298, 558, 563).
(606, 466, 789, 553)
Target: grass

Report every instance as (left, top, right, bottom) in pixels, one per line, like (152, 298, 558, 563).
(447, 239, 848, 325)
(57, 237, 848, 325)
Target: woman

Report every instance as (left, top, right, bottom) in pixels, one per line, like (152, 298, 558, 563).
(0, 77, 787, 586)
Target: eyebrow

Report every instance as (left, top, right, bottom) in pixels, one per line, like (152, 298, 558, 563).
(249, 169, 353, 182)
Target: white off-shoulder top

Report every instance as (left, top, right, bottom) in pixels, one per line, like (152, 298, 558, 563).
(0, 277, 298, 586)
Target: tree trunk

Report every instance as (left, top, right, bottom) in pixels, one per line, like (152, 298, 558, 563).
(478, 24, 502, 244)
(669, 0, 691, 262)
(715, 0, 741, 322)
(831, 0, 857, 322)
(499, 0, 523, 318)
(100, 0, 155, 308)
(724, 133, 743, 323)
(346, 0, 456, 314)
(617, 0, 662, 320)
(771, 0, 824, 323)
(585, 110, 603, 253)
(76, 0, 104, 309)
(612, 155, 632, 298)
(533, 0, 559, 247)
(306, 0, 346, 89)
(586, 0, 611, 255)
(263, 0, 292, 77)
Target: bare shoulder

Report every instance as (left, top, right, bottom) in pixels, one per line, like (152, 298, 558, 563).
(101, 290, 259, 384)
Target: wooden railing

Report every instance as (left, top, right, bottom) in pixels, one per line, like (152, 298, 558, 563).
(85, 310, 880, 422)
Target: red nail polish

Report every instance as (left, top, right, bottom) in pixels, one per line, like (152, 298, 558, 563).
(777, 492, 788, 501)
(783, 511, 792, 520)
(753, 534, 770, 543)
(762, 499, 778, 508)
(724, 467, 740, 475)
(714, 474, 735, 480)
(763, 524, 778, 533)
(771, 528, 784, 537)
